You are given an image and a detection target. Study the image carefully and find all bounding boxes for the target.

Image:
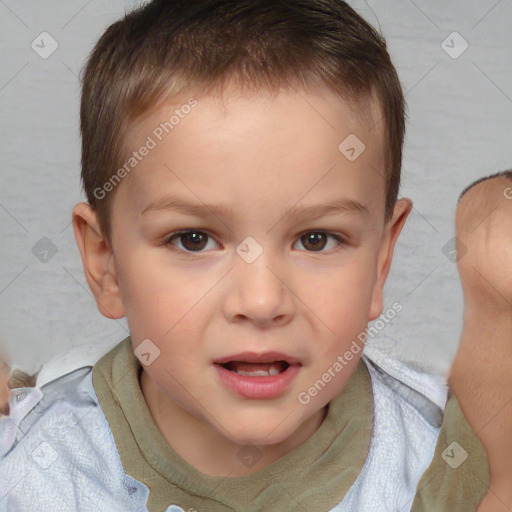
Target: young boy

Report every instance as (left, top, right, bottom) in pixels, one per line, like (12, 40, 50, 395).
(0, 0, 491, 510)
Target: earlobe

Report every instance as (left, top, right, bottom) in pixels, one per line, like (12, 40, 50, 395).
(368, 198, 412, 321)
(72, 202, 125, 319)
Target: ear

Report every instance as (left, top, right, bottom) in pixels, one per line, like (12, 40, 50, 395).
(368, 198, 412, 321)
(72, 203, 125, 319)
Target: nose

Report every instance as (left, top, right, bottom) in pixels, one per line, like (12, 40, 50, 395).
(223, 246, 295, 326)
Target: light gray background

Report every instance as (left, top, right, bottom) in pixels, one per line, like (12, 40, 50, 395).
(0, 0, 511, 379)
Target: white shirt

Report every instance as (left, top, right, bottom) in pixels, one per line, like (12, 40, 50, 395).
(0, 351, 446, 512)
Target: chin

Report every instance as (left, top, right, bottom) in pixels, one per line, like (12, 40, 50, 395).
(228, 431, 288, 447)
(220, 414, 299, 447)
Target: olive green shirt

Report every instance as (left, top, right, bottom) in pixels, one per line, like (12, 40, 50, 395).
(410, 389, 490, 511)
(92, 337, 489, 511)
(93, 336, 373, 511)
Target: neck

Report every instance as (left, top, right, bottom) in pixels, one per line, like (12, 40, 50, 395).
(139, 370, 328, 476)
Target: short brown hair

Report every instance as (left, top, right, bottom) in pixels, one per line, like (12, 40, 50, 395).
(80, 0, 406, 243)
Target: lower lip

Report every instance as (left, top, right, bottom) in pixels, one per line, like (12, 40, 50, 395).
(214, 364, 301, 399)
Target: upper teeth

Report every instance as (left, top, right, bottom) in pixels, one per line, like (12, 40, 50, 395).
(235, 367, 281, 377)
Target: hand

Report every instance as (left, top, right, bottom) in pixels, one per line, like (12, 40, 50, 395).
(456, 175, 512, 311)
(452, 173, 512, 511)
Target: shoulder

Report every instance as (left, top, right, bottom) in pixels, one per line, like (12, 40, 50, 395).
(1, 366, 98, 457)
(0, 366, 149, 512)
(410, 391, 489, 511)
(334, 352, 446, 511)
(362, 348, 447, 429)
(351, 353, 488, 510)
(334, 353, 446, 512)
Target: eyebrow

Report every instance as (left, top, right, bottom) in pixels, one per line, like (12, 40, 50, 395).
(140, 195, 370, 222)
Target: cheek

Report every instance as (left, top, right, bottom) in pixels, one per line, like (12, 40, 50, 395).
(115, 250, 207, 338)
(304, 253, 377, 354)
(304, 252, 376, 314)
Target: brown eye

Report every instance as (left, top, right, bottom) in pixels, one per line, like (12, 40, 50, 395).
(296, 232, 344, 252)
(167, 231, 214, 252)
(302, 232, 327, 251)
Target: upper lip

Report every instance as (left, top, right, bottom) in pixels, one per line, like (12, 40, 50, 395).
(213, 351, 301, 365)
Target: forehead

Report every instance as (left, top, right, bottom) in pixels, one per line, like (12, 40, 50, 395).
(125, 81, 384, 154)
(117, 84, 386, 223)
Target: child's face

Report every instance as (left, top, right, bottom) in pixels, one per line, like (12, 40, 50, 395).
(76, 84, 410, 453)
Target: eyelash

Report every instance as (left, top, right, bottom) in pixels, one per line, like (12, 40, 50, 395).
(163, 229, 346, 255)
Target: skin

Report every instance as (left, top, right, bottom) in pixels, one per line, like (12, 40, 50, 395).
(3, 98, 510, 500)
(450, 175, 512, 511)
(70, 83, 411, 478)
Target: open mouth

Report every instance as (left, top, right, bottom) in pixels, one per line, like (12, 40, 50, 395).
(219, 361, 291, 377)
(214, 355, 301, 398)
